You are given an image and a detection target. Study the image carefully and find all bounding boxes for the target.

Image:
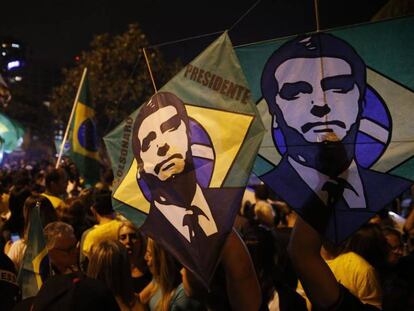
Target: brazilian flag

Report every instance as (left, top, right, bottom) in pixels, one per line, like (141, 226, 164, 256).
(104, 33, 265, 287)
(70, 70, 101, 186)
(235, 16, 414, 242)
(18, 204, 51, 299)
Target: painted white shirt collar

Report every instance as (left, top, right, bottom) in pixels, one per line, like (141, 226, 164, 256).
(288, 157, 366, 208)
(154, 184, 218, 242)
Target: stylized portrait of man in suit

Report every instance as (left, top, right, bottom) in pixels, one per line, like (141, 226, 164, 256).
(132, 91, 219, 242)
(260, 33, 411, 242)
(131, 91, 243, 283)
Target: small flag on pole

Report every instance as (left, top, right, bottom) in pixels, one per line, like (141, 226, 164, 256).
(69, 69, 101, 186)
(18, 203, 51, 299)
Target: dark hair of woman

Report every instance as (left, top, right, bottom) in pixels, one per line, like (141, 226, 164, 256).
(343, 223, 389, 272)
(3, 187, 31, 236)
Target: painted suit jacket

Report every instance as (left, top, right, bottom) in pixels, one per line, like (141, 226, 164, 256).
(141, 186, 244, 287)
(261, 156, 412, 242)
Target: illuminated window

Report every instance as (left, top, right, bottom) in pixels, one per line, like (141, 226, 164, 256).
(7, 60, 20, 70)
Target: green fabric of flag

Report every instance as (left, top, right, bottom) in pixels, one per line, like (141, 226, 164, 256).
(0, 112, 23, 153)
(69, 72, 101, 186)
(18, 204, 51, 299)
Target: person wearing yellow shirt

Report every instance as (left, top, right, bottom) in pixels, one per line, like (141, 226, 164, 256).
(296, 228, 382, 310)
(41, 168, 68, 213)
(325, 252, 382, 309)
(80, 189, 123, 269)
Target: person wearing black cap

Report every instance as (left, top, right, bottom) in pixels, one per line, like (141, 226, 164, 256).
(0, 246, 21, 310)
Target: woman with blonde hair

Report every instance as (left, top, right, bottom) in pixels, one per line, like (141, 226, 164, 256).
(140, 238, 204, 311)
(118, 221, 151, 293)
(87, 239, 144, 311)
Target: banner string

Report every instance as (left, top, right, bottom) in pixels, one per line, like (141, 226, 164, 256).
(114, 52, 143, 107)
(101, 52, 143, 134)
(86, 4, 261, 107)
(145, 0, 262, 49)
(147, 30, 225, 49)
(229, 0, 262, 31)
(140, 3, 400, 52)
(234, 16, 392, 49)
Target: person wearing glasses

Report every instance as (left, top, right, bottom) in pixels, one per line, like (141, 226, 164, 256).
(44, 221, 79, 274)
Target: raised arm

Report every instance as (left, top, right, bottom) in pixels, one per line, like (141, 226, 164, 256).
(221, 229, 262, 311)
(287, 216, 340, 309)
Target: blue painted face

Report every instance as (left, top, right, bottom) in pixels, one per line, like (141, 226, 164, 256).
(274, 57, 360, 143)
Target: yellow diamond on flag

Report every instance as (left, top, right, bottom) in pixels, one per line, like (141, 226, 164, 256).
(112, 104, 254, 213)
(185, 105, 254, 188)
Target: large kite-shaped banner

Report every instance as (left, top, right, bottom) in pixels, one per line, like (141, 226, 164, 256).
(236, 16, 414, 243)
(104, 33, 265, 286)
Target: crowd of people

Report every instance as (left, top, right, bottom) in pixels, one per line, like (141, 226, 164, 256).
(0, 158, 413, 310)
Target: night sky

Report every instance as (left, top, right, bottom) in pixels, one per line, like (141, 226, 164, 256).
(0, 0, 387, 73)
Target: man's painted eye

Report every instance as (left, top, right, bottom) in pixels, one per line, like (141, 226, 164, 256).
(142, 132, 156, 152)
(332, 85, 353, 94)
(322, 76, 355, 94)
(164, 116, 181, 133)
(279, 82, 312, 100)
